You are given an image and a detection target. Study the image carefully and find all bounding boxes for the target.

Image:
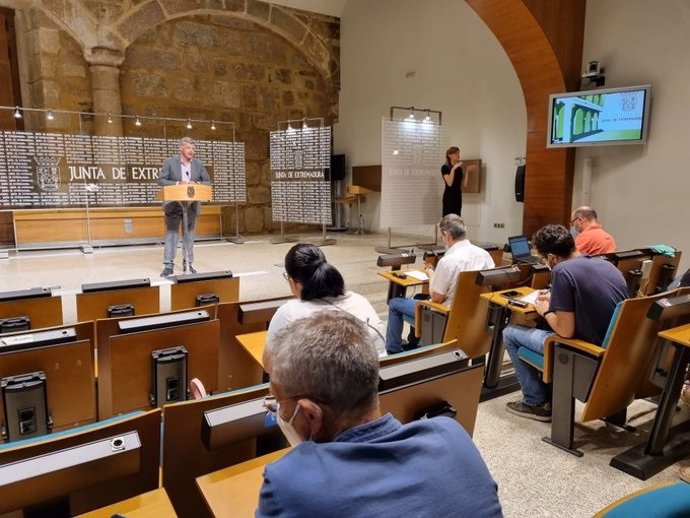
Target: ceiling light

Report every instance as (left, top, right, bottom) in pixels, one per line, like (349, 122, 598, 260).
(13, 107, 21, 119)
(134, 116, 142, 127)
(186, 119, 193, 130)
(107, 114, 113, 124)
(46, 110, 54, 121)
(210, 120, 216, 130)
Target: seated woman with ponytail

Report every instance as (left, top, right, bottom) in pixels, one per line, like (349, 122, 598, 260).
(267, 243, 387, 356)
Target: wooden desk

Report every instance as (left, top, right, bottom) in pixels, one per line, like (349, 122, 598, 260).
(611, 322, 690, 479)
(377, 269, 428, 302)
(196, 449, 289, 517)
(236, 330, 268, 369)
(480, 286, 538, 315)
(76, 488, 176, 517)
(479, 287, 536, 389)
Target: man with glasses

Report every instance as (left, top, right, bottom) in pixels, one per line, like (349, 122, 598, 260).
(385, 214, 495, 354)
(258, 311, 503, 518)
(502, 224, 627, 421)
(570, 205, 616, 255)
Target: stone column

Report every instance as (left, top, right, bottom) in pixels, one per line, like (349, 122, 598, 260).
(84, 47, 125, 136)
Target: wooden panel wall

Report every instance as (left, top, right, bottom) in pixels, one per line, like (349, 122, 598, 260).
(0, 7, 23, 131)
(465, 0, 586, 236)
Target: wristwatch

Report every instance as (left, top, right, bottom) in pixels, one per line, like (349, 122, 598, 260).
(543, 310, 555, 317)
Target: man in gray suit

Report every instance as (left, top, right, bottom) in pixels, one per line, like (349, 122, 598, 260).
(158, 137, 212, 277)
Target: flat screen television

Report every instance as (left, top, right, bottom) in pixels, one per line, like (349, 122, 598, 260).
(547, 84, 651, 147)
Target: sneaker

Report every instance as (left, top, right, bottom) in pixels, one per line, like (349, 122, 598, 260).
(183, 263, 197, 274)
(160, 266, 174, 277)
(505, 400, 552, 422)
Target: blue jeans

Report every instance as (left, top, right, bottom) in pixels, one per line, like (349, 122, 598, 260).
(502, 324, 554, 406)
(386, 297, 419, 354)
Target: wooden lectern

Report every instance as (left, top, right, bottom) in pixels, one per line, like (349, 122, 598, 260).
(155, 184, 213, 203)
(155, 184, 213, 274)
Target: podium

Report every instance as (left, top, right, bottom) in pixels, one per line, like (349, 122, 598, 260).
(155, 184, 213, 274)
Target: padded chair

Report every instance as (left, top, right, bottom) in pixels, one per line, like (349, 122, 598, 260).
(594, 481, 690, 518)
(410, 270, 492, 359)
(517, 287, 690, 455)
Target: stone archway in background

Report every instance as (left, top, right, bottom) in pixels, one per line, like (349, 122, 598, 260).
(35, 0, 339, 134)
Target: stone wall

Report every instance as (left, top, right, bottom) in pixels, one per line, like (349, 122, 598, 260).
(3, 0, 341, 234)
(120, 14, 337, 233)
(19, 7, 93, 133)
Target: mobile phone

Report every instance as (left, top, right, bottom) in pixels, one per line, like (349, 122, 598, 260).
(499, 290, 520, 299)
(392, 272, 407, 279)
(508, 299, 528, 308)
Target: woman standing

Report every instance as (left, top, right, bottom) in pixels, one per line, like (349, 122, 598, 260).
(441, 146, 468, 216)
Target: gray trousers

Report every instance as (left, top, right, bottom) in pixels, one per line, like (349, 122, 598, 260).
(163, 202, 197, 266)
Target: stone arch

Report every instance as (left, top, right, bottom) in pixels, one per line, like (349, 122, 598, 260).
(37, 0, 338, 84)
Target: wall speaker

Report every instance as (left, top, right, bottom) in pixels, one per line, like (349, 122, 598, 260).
(326, 154, 346, 182)
(514, 165, 526, 202)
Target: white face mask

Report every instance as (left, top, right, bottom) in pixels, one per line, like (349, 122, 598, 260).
(277, 403, 303, 447)
(570, 225, 580, 238)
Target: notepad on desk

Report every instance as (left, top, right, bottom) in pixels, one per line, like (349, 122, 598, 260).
(404, 270, 429, 281)
(519, 291, 540, 305)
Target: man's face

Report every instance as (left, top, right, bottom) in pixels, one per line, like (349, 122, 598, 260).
(180, 143, 195, 161)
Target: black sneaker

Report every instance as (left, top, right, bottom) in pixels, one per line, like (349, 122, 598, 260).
(160, 266, 174, 277)
(505, 400, 552, 422)
(183, 263, 197, 274)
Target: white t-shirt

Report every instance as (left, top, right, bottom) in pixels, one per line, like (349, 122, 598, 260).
(266, 291, 387, 356)
(430, 240, 495, 307)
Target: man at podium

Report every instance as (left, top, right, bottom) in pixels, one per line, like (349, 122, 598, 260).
(158, 137, 211, 277)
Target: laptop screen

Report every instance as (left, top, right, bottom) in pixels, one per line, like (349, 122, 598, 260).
(508, 236, 531, 258)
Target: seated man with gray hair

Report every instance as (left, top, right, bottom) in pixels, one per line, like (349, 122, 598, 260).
(258, 311, 503, 518)
(385, 214, 495, 353)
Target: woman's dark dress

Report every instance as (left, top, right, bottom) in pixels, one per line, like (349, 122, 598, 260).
(441, 163, 463, 216)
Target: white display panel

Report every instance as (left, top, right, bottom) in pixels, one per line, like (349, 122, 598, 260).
(0, 132, 246, 208)
(270, 126, 331, 225)
(380, 119, 446, 228)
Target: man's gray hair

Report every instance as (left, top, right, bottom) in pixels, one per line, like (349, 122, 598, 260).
(179, 136, 196, 147)
(439, 213, 467, 240)
(266, 312, 379, 413)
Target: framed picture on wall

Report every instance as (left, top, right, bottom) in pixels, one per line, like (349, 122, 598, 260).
(463, 159, 481, 194)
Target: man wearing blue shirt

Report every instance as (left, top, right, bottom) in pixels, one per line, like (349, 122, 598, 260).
(502, 224, 627, 422)
(258, 311, 503, 518)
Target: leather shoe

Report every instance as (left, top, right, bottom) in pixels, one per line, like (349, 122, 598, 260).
(160, 266, 174, 277)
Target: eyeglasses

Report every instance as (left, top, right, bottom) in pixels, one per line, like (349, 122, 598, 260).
(282, 272, 289, 281)
(262, 394, 326, 416)
(262, 394, 282, 416)
(570, 216, 580, 225)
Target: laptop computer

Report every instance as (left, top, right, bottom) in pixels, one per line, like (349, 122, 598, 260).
(508, 235, 541, 264)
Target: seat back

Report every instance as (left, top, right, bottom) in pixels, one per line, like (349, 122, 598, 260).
(441, 270, 491, 358)
(379, 338, 460, 367)
(581, 287, 690, 422)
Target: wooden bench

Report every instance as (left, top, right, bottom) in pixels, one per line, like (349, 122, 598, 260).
(77, 282, 160, 324)
(0, 288, 63, 331)
(216, 297, 292, 392)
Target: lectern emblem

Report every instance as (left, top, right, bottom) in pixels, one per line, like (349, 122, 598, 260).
(187, 186, 195, 198)
(35, 156, 61, 192)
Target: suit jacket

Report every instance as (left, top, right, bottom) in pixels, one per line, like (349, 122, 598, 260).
(158, 156, 211, 214)
(256, 414, 503, 518)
